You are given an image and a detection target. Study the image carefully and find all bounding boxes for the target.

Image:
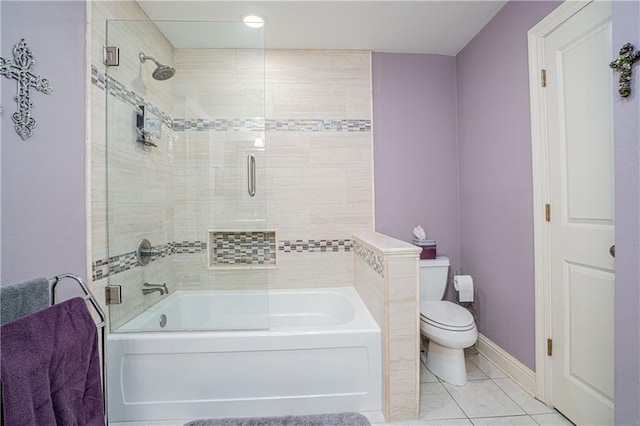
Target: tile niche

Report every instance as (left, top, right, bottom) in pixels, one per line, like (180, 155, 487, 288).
(208, 230, 277, 269)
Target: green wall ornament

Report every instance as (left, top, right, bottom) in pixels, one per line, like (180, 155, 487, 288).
(610, 42, 640, 98)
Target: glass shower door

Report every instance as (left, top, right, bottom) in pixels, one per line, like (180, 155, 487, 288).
(104, 20, 268, 332)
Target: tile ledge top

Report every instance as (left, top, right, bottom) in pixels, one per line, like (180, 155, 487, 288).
(353, 231, 421, 256)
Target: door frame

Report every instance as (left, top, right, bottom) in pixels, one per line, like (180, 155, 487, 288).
(527, 0, 595, 405)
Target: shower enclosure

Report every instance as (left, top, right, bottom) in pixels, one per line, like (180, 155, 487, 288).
(102, 17, 381, 422)
(105, 19, 269, 332)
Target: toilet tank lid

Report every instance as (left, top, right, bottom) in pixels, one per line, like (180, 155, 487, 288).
(419, 256, 450, 267)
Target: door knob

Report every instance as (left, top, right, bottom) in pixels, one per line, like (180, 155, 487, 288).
(609, 245, 615, 258)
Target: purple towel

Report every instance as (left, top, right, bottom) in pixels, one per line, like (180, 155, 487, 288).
(1, 297, 105, 426)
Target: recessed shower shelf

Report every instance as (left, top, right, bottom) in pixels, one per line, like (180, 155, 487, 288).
(208, 230, 277, 270)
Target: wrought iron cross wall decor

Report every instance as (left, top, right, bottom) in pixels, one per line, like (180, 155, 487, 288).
(0, 39, 53, 140)
(610, 42, 640, 98)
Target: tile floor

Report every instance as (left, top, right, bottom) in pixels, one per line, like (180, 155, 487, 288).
(110, 350, 575, 426)
(367, 349, 575, 426)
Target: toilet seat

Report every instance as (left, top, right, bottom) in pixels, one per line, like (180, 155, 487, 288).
(420, 301, 475, 331)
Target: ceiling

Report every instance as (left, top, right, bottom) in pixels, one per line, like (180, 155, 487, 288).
(137, 1, 508, 55)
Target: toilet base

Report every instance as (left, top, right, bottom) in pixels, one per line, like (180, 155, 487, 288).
(425, 340, 468, 386)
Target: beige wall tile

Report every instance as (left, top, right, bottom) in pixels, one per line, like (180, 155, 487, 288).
(388, 293, 419, 339)
(269, 251, 352, 289)
(265, 50, 313, 85)
(266, 50, 371, 120)
(90, 277, 111, 332)
(92, 1, 150, 68)
(108, 267, 145, 330)
(389, 333, 419, 364)
(354, 256, 385, 328)
(309, 133, 372, 167)
(266, 204, 311, 241)
(387, 256, 420, 279)
(347, 167, 374, 204)
(346, 81, 373, 119)
(310, 202, 373, 237)
(266, 132, 311, 167)
(388, 334, 420, 420)
(306, 51, 371, 82)
(269, 83, 347, 119)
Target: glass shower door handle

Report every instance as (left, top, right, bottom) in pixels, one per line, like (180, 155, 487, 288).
(247, 153, 256, 197)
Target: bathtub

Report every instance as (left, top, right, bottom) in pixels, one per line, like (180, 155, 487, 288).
(107, 287, 381, 422)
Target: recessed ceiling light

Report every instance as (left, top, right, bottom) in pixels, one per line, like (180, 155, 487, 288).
(243, 15, 264, 29)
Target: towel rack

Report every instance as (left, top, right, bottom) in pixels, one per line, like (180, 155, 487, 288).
(50, 273, 107, 425)
(50, 273, 106, 328)
(0, 273, 108, 426)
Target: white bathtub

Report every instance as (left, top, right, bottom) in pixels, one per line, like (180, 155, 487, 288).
(107, 287, 381, 422)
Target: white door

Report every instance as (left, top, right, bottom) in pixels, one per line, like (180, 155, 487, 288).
(544, 1, 615, 424)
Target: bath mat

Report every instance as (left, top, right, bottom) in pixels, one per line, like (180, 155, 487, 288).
(184, 412, 371, 426)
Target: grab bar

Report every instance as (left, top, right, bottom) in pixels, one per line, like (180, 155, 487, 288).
(247, 153, 256, 197)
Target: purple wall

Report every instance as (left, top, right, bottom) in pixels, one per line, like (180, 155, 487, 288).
(613, 1, 640, 424)
(455, 1, 560, 370)
(372, 53, 461, 284)
(1, 1, 87, 284)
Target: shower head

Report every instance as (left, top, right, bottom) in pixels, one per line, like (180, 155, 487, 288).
(152, 65, 176, 81)
(139, 52, 175, 81)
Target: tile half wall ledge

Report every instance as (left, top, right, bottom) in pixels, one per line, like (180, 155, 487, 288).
(353, 231, 421, 257)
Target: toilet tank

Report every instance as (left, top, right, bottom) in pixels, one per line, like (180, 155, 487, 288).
(419, 256, 450, 301)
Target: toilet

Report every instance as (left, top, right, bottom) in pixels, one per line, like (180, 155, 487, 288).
(420, 256, 477, 386)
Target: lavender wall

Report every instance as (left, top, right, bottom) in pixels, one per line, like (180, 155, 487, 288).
(613, 1, 640, 423)
(372, 53, 461, 282)
(455, 1, 561, 370)
(1, 1, 87, 284)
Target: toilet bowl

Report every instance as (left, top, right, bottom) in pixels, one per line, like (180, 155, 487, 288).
(420, 300, 477, 386)
(419, 257, 477, 386)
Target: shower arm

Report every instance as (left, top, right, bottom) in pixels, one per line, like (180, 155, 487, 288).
(139, 52, 161, 67)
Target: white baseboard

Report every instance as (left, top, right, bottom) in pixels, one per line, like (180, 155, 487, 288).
(476, 333, 537, 396)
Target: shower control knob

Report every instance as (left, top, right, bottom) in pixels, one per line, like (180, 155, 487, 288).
(136, 239, 158, 265)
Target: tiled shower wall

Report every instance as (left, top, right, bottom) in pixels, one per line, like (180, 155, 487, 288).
(90, 1, 374, 327)
(91, 1, 178, 329)
(173, 49, 373, 291)
(265, 50, 373, 288)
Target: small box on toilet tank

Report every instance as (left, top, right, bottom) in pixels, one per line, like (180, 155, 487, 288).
(413, 239, 437, 259)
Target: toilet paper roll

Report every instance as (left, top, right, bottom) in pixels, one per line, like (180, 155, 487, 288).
(454, 275, 474, 302)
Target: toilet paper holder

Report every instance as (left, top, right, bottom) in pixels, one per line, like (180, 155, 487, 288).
(451, 268, 478, 354)
(451, 268, 476, 308)
(451, 268, 476, 285)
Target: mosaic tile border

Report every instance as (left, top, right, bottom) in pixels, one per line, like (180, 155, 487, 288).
(91, 258, 110, 281)
(279, 239, 352, 253)
(209, 231, 277, 267)
(266, 119, 370, 132)
(92, 65, 174, 129)
(93, 236, 359, 280)
(173, 118, 371, 133)
(353, 239, 384, 277)
(175, 240, 207, 254)
(91, 65, 106, 90)
(92, 241, 176, 281)
(173, 118, 265, 132)
(92, 64, 371, 134)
